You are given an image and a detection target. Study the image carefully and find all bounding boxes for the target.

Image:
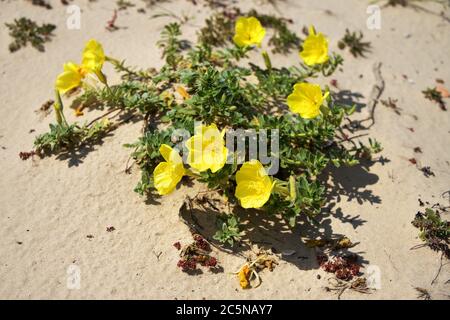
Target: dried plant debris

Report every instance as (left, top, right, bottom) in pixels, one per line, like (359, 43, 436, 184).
(420, 166, 435, 178)
(19, 150, 37, 160)
(35, 99, 54, 119)
(175, 234, 219, 273)
(381, 98, 401, 115)
(117, 0, 135, 10)
(415, 287, 432, 300)
(317, 253, 361, 281)
(338, 29, 371, 58)
(5, 17, 56, 52)
(423, 87, 447, 111)
(304, 236, 357, 250)
(325, 277, 373, 300)
(234, 249, 278, 289)
(379, 0, 450, 9)
(106, 10, 119, 32)
(26, 0, 52, 9)
(412, 207, 449, 258)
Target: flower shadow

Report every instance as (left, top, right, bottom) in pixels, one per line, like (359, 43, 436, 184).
(332, 90, 366, 113)
(179, 194, 371, 272)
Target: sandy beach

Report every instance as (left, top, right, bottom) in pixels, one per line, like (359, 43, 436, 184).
(0, 0, 449, 299)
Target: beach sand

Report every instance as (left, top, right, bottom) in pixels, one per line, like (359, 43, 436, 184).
(0, 0, 449, 299)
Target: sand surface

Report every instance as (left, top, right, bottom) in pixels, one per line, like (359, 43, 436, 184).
(0, 0, 449, 299)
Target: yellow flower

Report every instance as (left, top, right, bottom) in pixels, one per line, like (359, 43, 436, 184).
(186, 124, 228, 173)
(153, 144, 186, 195)
(299, 26, 329, 66)
(55, 39, 106, 94)
(287, 82, 329, 119)
(55, 62, 87, 94)
(233, 16, 266, 47)
(235, 160, 274, 209)
(81, 39, 105, 73)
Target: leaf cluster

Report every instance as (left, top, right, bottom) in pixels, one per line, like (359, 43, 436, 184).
(412, 208, 450, 258)
(5, 17, 56, 52)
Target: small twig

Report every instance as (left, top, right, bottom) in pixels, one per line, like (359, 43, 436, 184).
(124, 149, 136, 174)
(410, 243, 428, 251)
(431, 252, 446, 285)
(357, 62, 385, 129)
(106, 9, 119, 31)
(326, 277, 373, 300)
(87, 107, 121, 127)
(415, 287, 431, 300)
(152, 250, 162, 260)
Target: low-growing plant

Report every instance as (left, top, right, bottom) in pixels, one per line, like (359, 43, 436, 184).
(338, 29, 371, 58)
(27, 14, 382, 247)
(422, 87, 447, 111)
(213, 215, 244, 246)
(412, 207, 449, 258)
(5, 17, 56, 52)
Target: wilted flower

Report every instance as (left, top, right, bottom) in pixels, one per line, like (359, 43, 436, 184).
(238, 264, 251, 289)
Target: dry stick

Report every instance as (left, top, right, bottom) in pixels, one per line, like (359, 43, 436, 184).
(326, 277, 373, 300)
(360, 62, 385, 129)
(124, 147, 137, 174)
(431, 252, 449, 285)
(87, 107, 121, 127)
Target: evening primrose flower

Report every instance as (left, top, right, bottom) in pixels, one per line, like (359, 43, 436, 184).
(233, 17, 266, 47)
(299, 26, 329, 66)
(55, 39, 107, 94)
(81, 39, 107, 84)
(153, 144, 186, 195)
(186, 124, 228, 173)
(235, 160, 274, 209)
(55, 62, 87, 94)
(287, 82, 329, 119)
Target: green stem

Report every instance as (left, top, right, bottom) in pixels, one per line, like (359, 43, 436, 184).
(185, 168, 201, 178)
(262, 50, 272, 71)
(54, 89, 68, 127)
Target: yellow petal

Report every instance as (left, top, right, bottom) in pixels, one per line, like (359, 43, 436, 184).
(82, 39, 105, 73)
(55, 62, 83, 94)
(159, 144, 183, 164)
(159, 144, 173, 162)
(287, 83, 324, 119)
(299, 27, 329, 66)
(235, 160, 273, 209)
(186, 124, 228, 173)
(153, 161, 185, 195)
(233, 16, 266, 47)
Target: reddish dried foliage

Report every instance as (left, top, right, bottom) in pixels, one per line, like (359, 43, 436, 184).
(317, 254, 361, 281)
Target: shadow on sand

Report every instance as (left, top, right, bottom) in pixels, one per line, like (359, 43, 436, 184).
(179, 160, 381, 271)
